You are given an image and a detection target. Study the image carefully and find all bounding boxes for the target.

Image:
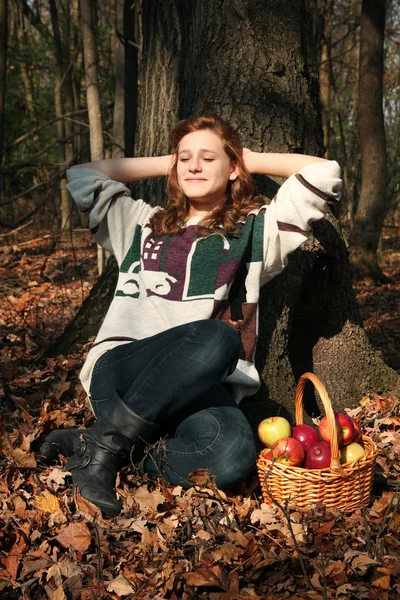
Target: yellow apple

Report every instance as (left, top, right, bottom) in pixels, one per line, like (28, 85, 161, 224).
(258, 416, 291, 448)
(340, 442, 365, 464)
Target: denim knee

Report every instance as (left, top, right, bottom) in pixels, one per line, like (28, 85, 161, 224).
(187, 320, 241, 376)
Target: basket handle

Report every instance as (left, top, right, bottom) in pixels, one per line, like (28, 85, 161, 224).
(295, 372, 343, 472)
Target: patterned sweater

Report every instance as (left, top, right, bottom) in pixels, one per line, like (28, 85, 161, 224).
(66, 161, 342, 403)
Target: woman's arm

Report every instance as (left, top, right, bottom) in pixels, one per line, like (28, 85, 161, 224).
(71, 155, 173, 183)
(243, 149, 327, 179)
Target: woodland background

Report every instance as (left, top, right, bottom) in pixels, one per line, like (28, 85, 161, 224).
(0, 0, 400, 599)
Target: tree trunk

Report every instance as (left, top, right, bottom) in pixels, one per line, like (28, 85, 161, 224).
(349, 0, 387, 281)
(319, 0, 333, 158)
(112, 0, 125, 158)
(48, 0, 399, 423)
(80, 0, 106, 273)
(123, 0, 140, 158)
(49, 0, 70, 233)
(0, 0, 7, 173)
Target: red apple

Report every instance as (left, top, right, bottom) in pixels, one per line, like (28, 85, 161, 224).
(292, 424, 319, 450)
(258, 416, 291, 448)
(340, 442, 365, 464)
(270, 437, 305, 467)
(305, 441, 331, 469)
(261, 448, 273, 461)
(319, 412, 354, 448)
(348, 417, 362, 442)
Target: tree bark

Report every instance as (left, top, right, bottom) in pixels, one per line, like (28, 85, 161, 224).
(80, 0, 106, 273)
(319, 0, 333, 158)
(48, 0, 399, 422)
(349, 0, 387, 281)
(80, 0, 103, 162)
(123, 0, 140, 158)
(49, 0, 70, 233)
(112, 0, 125, 158)
(0, 0, 7, 173)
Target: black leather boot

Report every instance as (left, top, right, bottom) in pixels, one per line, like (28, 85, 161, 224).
(39, 429, 85, 464)
(65, 393, 157, 518)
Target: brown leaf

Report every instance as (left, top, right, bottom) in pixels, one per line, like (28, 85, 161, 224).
(20, 556, 54, 579)
(13, 495, 27, 517)
(46, 467, 70, 489)
(50, 372, 71, 399)
(35, 490, 60, 514)
(1, 533, 27, 580)
(74, 487, 102, 519)
(10, 447, 37, 468)
(184, 565, 230, 591)
(106, 574, 135, 596)
(133, 485, 166, 513)
(351, 554, 379, 575)
(371, 567, 391, 589)
(56, 522, 91, 553)
(45, 563, 66, 600)
(313, 519, 336, 534)
(188, 468, 216, 487)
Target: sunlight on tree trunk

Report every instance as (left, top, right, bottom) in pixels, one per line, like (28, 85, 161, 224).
(80, 0, 106, 274)
(350, 0, 387, 282)
(319, 0, 333, 158)
(49, 0, 70, 234)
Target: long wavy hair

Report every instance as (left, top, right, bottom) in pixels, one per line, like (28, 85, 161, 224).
(150, 113, 263, 237)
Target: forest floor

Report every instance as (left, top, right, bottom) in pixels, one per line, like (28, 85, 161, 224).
(0, 227, 399, 600)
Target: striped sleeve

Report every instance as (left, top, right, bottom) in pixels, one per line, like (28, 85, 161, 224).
(66, 167, 154, 262)
(260, 160, 342, 286)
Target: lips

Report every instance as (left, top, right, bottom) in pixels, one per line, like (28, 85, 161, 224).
(185, 178, 206, 182)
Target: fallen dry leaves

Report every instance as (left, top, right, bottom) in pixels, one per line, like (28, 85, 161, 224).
(0, 228, 399, 599)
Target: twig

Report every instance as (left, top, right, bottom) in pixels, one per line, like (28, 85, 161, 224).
(262, 462, 313, 590)
(0, 221, 32, 238)
(1, 234, 51, 249)
(356, 463, 373, 558)
(124, 518, 192, 600)
(360, 399, 400, 428)
(92, 521, 102, 599)
(375, 491, 399, 543)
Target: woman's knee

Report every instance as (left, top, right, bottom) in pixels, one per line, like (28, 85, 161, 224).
(187, 320, 241, 371)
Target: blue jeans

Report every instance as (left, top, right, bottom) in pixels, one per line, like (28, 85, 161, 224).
(89, 320, 257, 488)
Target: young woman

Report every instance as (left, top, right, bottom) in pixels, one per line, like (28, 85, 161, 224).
(40, 114, 342, 517)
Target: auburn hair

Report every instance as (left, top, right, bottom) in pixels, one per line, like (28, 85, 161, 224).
(150, 113, 263, 237)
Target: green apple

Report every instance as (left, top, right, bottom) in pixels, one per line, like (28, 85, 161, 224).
(258, 416, 291, 448)
(340, 442, 365, 464)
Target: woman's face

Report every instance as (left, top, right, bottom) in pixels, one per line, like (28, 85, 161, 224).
(176, 129, 238, 214)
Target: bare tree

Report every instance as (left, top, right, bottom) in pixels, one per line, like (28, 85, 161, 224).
(0, 0, 8, 173)
(80, 0, 106, 273)
(350, 0, 387, 280)
(319, 0, 333, 157)
(112, 0, 125, 158)
(49, 0, 70, 233)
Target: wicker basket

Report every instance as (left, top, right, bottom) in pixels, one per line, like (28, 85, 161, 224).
(257, 372, 378, 512)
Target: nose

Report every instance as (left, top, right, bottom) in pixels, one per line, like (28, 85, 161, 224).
(189, 156, 201, 173)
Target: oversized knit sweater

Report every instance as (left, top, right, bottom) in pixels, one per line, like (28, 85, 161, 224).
(66, 161, 342, 403)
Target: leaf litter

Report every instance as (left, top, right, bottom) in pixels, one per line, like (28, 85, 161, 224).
(0, 229, 399, 598)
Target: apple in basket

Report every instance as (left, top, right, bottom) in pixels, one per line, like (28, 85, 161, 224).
(305, 441, 331, 469)
(348, 416, 362, 442)
(270, 437, 305, 467)
(292, 424, 319, 450)
(260, 448, 273, 461)
(258, 416, 291, 448)
(340, 442, 365, 464)
(319, 412, 354, 448)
